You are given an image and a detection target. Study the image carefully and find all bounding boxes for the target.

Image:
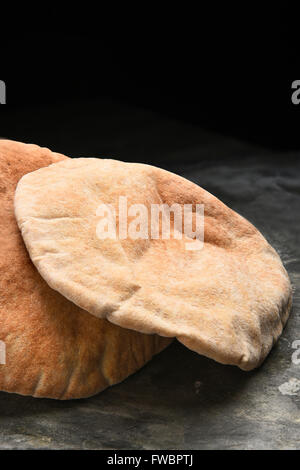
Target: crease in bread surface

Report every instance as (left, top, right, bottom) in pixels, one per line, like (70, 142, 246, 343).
(14, 156, 292, 372)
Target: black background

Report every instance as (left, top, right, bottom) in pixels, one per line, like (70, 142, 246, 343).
(0, 5, 300, 157)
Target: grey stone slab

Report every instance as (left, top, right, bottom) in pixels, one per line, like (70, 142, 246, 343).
(0, 100, 299, 449)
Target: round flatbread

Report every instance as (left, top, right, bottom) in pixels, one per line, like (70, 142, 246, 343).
(0, 141, 171, 399)
(15, 157, 292, 371)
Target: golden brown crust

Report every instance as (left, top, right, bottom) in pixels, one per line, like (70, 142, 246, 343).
(0, 141, 171, 400)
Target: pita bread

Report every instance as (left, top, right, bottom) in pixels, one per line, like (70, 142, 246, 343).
(0, 141, 171, 400)
(15, 157, 292, 371)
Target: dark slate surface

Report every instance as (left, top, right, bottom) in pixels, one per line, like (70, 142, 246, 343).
(0, 99, 299, 449)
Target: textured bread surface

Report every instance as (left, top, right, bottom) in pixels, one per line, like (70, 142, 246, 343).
(15, 157, 292, 371)
(0, 140, 171, 399)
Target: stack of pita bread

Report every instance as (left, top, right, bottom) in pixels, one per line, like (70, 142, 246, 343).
(0, 140, 292, 399)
